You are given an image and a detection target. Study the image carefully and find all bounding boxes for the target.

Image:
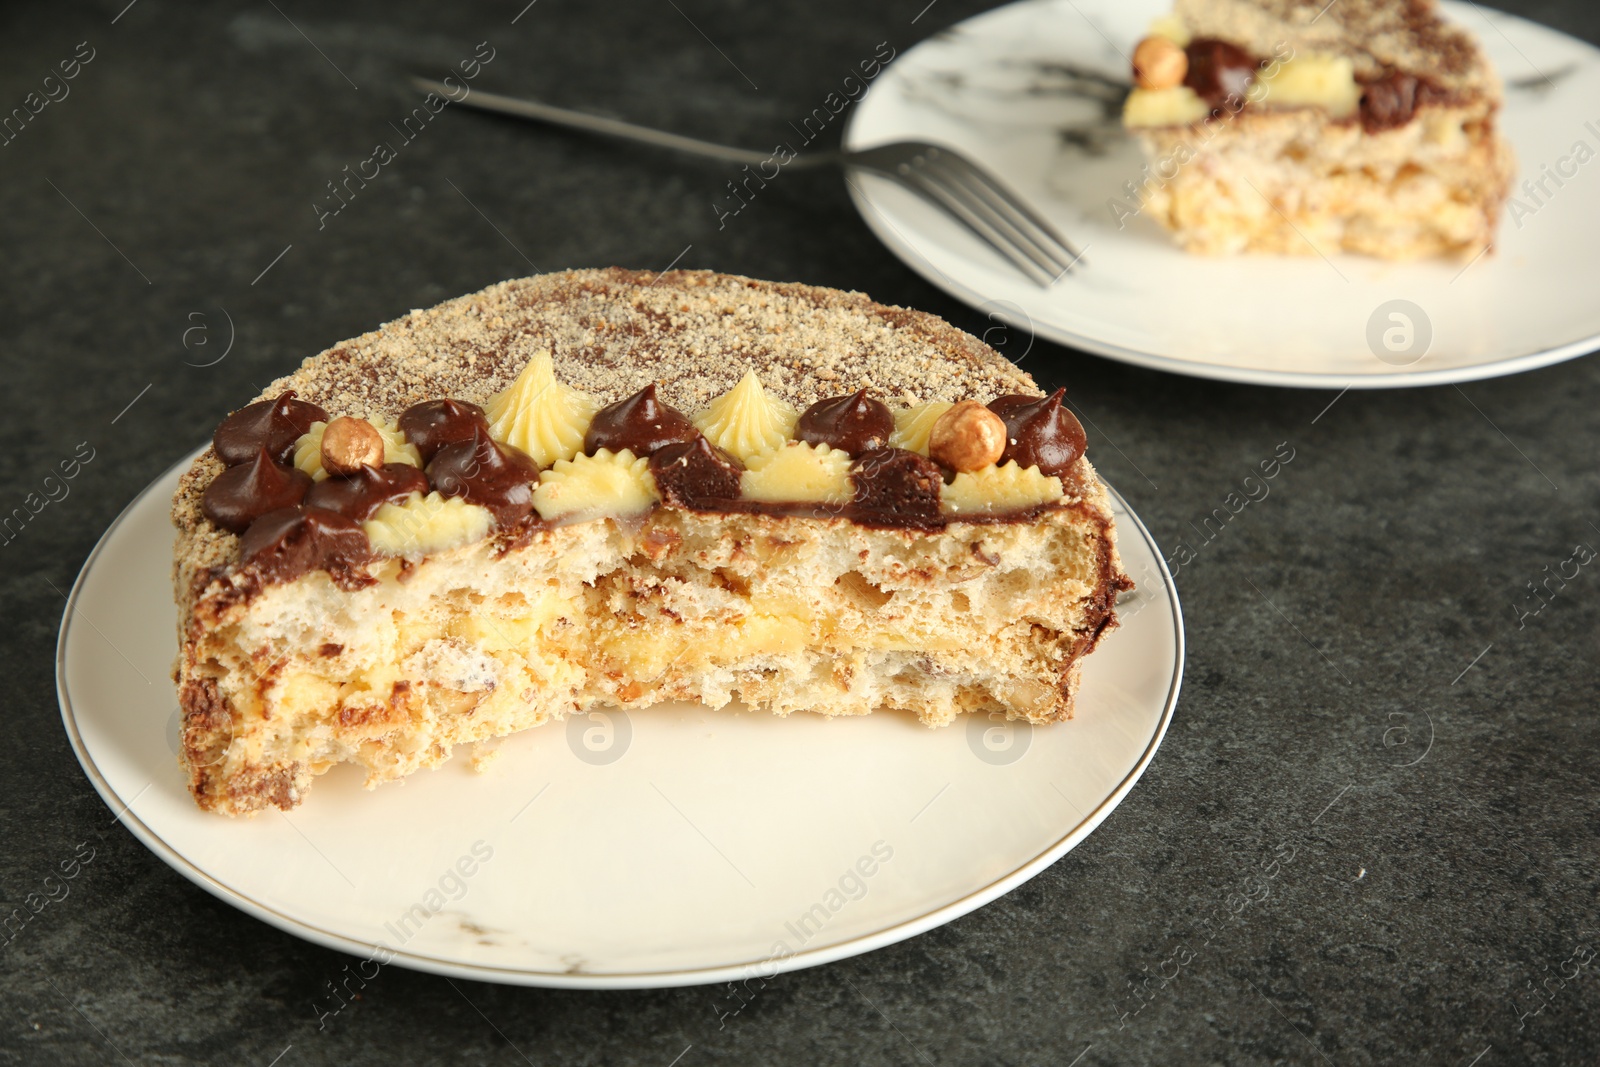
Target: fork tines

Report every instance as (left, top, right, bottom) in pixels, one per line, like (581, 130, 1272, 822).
(863, 143, 1085, 286)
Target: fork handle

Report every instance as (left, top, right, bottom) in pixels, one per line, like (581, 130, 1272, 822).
(411, 77, 834, 170)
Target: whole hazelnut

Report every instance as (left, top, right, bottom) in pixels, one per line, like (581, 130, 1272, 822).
(1133, 36, 1188, 91)
(320, 417, 385, 476)
(928, 401, 1007, 473)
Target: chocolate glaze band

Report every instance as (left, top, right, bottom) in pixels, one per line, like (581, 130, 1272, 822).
(649, 438, 1048, 529)
(674, 497, 1065, 529)
(848, 448, 944, 529)
(239, 506, 373, 585)
(1179, 36, 1461, 132)
(649, 437, 743, 509)
(205, 387, 1087, 586)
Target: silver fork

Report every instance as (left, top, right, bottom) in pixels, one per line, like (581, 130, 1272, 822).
(411, 78, 1084, 287)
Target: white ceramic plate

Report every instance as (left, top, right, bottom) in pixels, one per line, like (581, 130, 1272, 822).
(845, 0, 1600, 388)
(58, 450, 1183, 989)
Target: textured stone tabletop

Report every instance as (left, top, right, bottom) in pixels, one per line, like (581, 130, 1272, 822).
(3, 1, 1597, 1063)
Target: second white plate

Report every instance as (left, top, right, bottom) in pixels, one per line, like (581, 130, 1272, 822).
(845, 0, 1600, 387)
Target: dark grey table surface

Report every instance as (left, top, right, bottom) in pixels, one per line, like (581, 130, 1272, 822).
(4, 1, 1598, 1063)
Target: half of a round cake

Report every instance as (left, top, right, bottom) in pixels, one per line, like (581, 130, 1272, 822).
(172, 269, 1131, 815)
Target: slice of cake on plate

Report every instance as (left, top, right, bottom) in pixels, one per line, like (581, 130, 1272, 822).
(1119, 0, 1515, 259)
(171, 269, 1131, 815)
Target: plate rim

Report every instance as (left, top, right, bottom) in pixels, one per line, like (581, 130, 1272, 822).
(841, 0, 1600, 390)
(57, 446, 1185, 990)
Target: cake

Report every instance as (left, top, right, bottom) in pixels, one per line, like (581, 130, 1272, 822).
(1118, 0, 1515, 259)
(171, 269, 1131, 816)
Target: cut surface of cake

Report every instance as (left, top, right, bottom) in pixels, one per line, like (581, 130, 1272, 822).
(1119, 0, 1514, 259)
(171, 269, 1131, 816)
